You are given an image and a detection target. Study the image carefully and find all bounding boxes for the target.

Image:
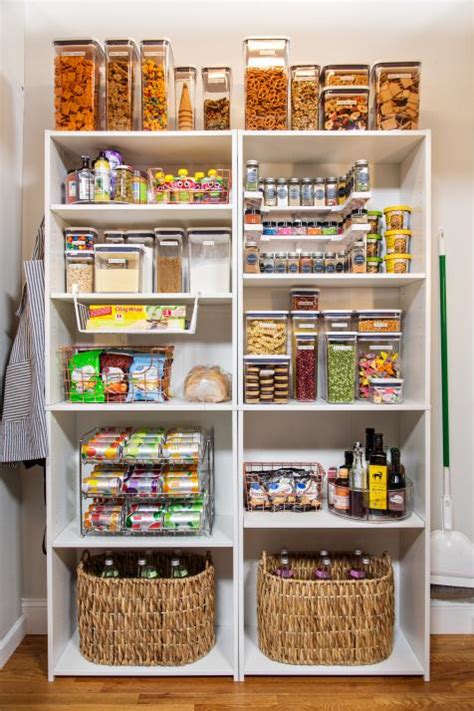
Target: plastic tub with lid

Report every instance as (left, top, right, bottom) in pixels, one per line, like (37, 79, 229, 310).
(322, 310, 353, 331)
(126, 231, 155, 292)
(188, 228, 231, 294)
(94, 244, 143, 293)
(244, 37, 290, 130)
(356, 309, 402, 333)
(245, 311, 289, 355)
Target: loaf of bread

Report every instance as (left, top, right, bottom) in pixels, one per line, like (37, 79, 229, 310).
(184, 365, 231, 403)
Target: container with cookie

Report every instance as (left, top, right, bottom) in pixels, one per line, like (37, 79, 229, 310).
(371, 61, 421, 130)
(140, 39, 173, 131)
(244, 36, 290, 131)
(320, 87, 369, 131)
(243, 355, 290, 404)
(105, 39, 140, 131)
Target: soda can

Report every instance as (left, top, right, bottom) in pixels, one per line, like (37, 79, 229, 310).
(126, 510, 163, 531)
(167, 502, 204, 512)
(123, 442, 161, 462)
(82, 476, 123, 496)
(84, 508, 122, 532)
(162, 467, 198, 478)
(81, 441, 122, 461)
(163, 511, 202, 530)
(128, 503, 166, 513)
(122, 476, 163, 496)
(163, 476, 200, 494)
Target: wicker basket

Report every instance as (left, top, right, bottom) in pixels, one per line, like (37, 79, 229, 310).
(257, 550, 394, 666)
(77, 551, 215, 666)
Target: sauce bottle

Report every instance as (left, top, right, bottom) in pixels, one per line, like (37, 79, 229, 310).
(94, 151, 111, 202)
(388, 447, 406, 518)
(349, 442, 368, 518)
(369, 432, 388, 517)
(334, 451, 352, 515)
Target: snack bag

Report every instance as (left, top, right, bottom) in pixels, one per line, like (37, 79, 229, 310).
(100, 351, 133, 402)
(126, 353, 167, 402)
(68, 349, 105, 402)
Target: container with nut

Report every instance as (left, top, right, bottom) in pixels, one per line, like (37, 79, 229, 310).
(53, 40, 104, 131)
(290, 65, 320, 130)
(140, 39, 172, 131)
(202, 67, 231, 130)
(245, 311, 289, 355)
(371, 62, 421, 130)
(356, 309, 402, 333)
(154, 229, 185, 293)
(105, 39, 140, 131)
(322, 64, 370, 88)
(66, 251, 94, 293)
(244, 37, 290, 131)
(244, 356, 290, 404)
(321, 87, 369, 131)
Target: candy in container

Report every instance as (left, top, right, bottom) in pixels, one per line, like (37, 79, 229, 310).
(140, 40, 173, 130)
(369, 377, 404, 404)
(357, 334, 401, 399)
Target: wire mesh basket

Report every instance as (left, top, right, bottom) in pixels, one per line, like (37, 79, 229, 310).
(244, 461, 325, 512)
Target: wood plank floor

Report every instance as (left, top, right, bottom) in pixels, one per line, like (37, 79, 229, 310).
(0, 635, 473, 710)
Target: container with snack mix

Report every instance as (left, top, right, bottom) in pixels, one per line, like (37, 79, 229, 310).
(202, 67, 231, 130)
(140, 39, 172, 130)
(320, 87, 369, 130)
(244, 37, 290, 130)
(371, 62, 421, 130)
(105, 39, 140, 130)
(53, 40, 104, 130)
(384, 254, 412, 273)
(322, 64, 369, 88)
(385, 229, 412, 254)
(383, 205, 412, 230)
(290, 65, 320, 130)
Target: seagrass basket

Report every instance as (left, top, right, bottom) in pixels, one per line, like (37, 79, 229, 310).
(77, 550, 215, 666)
(257, 550, 394, 665)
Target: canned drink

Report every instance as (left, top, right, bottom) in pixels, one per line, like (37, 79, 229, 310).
(126, 510, 164, 531)
(163, 511, 202, 530)
(162, 443, 201, 459)
(122, 476, 163, 495)
(123, 442, 162, 461)
(81, 441, 122, 461)
(82, 477, 123, 496)
(163, 476, 200, 494)
(128, 503, 166, 513)
(84, 509, 122, 531)
(167, 502, 204, 512)
(162, 468, 198, 478)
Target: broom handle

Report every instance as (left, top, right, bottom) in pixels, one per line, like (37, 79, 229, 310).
(439, 229, 450, 468)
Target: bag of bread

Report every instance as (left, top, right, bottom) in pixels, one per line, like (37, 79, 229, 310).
(184, 365, 231, 403)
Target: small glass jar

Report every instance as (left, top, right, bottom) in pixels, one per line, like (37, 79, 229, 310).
(114, 164, 134, 203)
(292, 219, 305, 236)
(306, 221, 317, 235)
(366, 234, 382, 258)
(288, 178, 301, 206)
(244, 242, 260, 273)
(351, 240, 366, 273)
(351, 208, 368, 224)
(335, 251, 346, 272)
(245, 208, 262, 225)
(287, 252, 300, 273)
(258, 179, 265, 194)
(245, 160, 260, 191)
(275, 252, 288, 273)
(132, 170, 147, 204)
(264, 178, 277, 206)
(367, 210, 382, 234)
(202, 66, 231, 130)
(313, 177, 326, 207)
(354, 159, 370, 192)
(299, 252, 313, 273)
(301, 178, 314, 207)
(337, 175, 347, 205)
(325, 251, 336, 272)
(312, 252, 325, 273)
(325, 177, 338, 206)
(260, 252, 275, 273)
(276, 178, 289, 207)
(175, 65, 197, 131)
(277, 221, 292, 236)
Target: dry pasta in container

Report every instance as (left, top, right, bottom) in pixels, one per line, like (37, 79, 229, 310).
(245, 311, 289, 355)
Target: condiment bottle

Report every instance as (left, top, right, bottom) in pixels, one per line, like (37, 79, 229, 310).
(77, 154, 94, 203)
(388, 447, 406, 518)
(334, 451, 352, 514)
(349, 442, 368, 518)
(93, 151, 111, 202)
(369, 433, 388, 518)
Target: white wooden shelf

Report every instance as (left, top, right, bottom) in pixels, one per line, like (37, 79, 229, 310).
(241, 399, 429, 412)
(53, 515, 234, 549)
(243, 273, 426, 287)
(51, 203, 232, 227)
(244, 627, 424, 676)
(244, 510, 425, 530)
(55, 627, 234, 677)
(255, 192, 371, 216)
(46, 400, 235, 412)
(51, 292, 233, 305)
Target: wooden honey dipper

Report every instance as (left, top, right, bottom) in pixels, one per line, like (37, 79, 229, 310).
(178, 83, 194, 130)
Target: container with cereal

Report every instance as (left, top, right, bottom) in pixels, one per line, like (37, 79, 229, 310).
(321, 87, 369, 130)
(383, 205, 411, 230)
(244, 37, 290, 131)
(384, 253, 412, 273)
(322, 64, 369, 87)
(105, 39, 140, 131)
(290, 65, 320, 130)
(66, 252, 94, 293)
(245, 311, 288, 355)
(140, 39, 173, 131)
(53, 40, 104, 131)
(356, 309, 402, 333)
(385, 229, 412, 254)
(371, 62, 421, 130)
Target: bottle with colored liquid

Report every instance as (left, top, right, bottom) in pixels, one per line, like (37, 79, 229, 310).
(349, 442, 368, 518)
(93, 151, 111, 202)
(274, 549, 295, 579)
(314, 556, 332, 580)
(388, 447, 406, 518)
(101, 556, 119, 578)
(334, 451, 352, 515)
(369, 432, 388, 517)
(170, 556, 188, 578)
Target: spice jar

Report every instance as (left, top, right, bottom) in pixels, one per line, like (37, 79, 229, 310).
(264, 178, 277, 206)
(355, 159, 370, 192)
(244, 242, 260, 274)
(245, 160, 259, 191)
(66, 251, 94, 293)
(312, 252, 325, 273)
(366, 234, 382, 257)
(335, 251, 346, 272)
(325, 251, 336, 272)
(274, 252, 288, 273)
(288, 178, 301, 206)
(260, 252, 275, 273)
(262, 221, 277, 236)
(202, 66, 231, 130)
(313, 177, 326, 207)
(132, 171, 147, 204)
(154, 229, 185, 292)
(299, 252, 313, 273)
(277, 221, 292, 236)
(245, 208, 262, 225)
(292, 219, 305, 236)
(287, 252, 300, 274)
(351, 208, 368, 224)
(276, 178, 289, 207)
(337, 175, 347, 205)
(351, 240, 366, 273)
(114, 165, 133, 203)
(367, 210, 382, 234)
(301, 178, 314, 207)
(325, 177, 338, 206)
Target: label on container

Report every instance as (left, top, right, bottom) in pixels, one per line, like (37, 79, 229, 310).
(298, 323, 315, 329)
(388, 73, 412, 79)
(369, 344, 394, 351)
(62, 51, 86, 56)
(369, 464, 388, 510)
(388, 489, 405, 512)
(336, 99, 357, 106)
(297, 344, 314, 350)
(160, 241, 179, 246)
(108, 258, 127, 264)
(203, 240, 215, 246)
(109, 51, 128, 57)
(288, 263, 299, 273)
(334, 485, 350, 510)
(339, 74, 356, 82)
(332, 344, 351, 350)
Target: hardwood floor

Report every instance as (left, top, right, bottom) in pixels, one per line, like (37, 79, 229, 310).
(0, 635, 473, 710)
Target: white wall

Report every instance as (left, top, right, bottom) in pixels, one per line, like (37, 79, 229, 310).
(19, 0, 474, 598)
(0, 0, 25, 660)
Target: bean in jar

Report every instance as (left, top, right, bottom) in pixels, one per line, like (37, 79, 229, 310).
(295, 334, 318, 401)
(326, 335, 356, 404)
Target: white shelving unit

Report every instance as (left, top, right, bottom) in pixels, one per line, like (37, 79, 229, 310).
(45, 129, 431, 682)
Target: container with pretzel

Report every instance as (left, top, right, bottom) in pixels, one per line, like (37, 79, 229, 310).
(244, 37, 290, 130)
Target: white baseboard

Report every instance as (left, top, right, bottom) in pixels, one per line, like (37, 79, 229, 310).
(0, 615, 26, 668)
(22, 598, 47, 634)
(431, 599, 474, 634)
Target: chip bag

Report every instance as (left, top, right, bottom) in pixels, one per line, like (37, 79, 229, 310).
(68, 349, 105, 402)
(126, 353, 167, 402)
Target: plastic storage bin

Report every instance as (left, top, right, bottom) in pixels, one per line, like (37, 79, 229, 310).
(371, 62, 421, 130)
(154, 229, 185, 293)
(104, 230, 126, 244)
(291, 311, 320, 335)
(384, 254, 412, 273)
(321, 87, 369, 130)
(188, 228, 231, 294)
(202, 67, 231, 130)
(105, 39, 140, 130)
(94, 245, 142, 293)
(126, 231, 154, 292)
(175, 66, 197, 131)
(66, 252, 94, 293)
(356, 309, 402, 333)
(244, 355, 290, 404)
(323, 310, 353, 332)
(53, 39, 104, 130)
(244, 36, 290, 130)
(326, 332, 357, 404)
(140, 39, 172, 130)
(245, 311, 289, 355)
(322, 64, 369, 87)
(357, 333, 401, 399)
(64, 227, 98, 252)
(369, 377, 404, 404)
(290, 65, 320, 130)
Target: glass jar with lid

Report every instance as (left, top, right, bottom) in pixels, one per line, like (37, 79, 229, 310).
(351, 208, 368, 224)
(354, 159, 370, 192)
(337, 175, 347, 205)
(292, 219, 305, 236)
(299, 252, 313, 273)
(154, 228, 185, 292)
(313, 177, 326, 206)
(53, 40, 104, 130)
(351, 240, 366, 273)
(325, 251, 336, 272)
(290, 64, 320, 130)
(132, 170, 148, 204)
(202, 66, 231, 130)
(325, 177, 338, 206)
(114, 165, 134, 203)
(175, 66, 197, 130)
(244, 242, 260, 274)
(288, 178, 301, 206)
(140, 39, 173, 130)
(244, 37, 290, 130)
(274, 252, 288, 273)
(245, 160, 259, 191)
(287, 252, 300, 273)
(301, 178, 314, 207)
(105, 39, 140, 130)
(260, 252, 275, 273)
(264, 178, 277, 206)
(335, 251, 347, 273)
(276, 178, 289, 207)
(312, 252, 325, 273)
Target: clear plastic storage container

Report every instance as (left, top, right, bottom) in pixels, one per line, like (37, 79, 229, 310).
(291, 311, 320, 334)
(244, 37, 290, 130)
(202, 67, 231, 130)
(140, 39, 172, 130)
(322, 64, 369, 87)
(66, 251, 94, 293)
(356, 309, 402, 333)
(104, 230, 126, 244)
(357, 333, 401, 399)
(94, 245, 142, 293)
(323, 310, 353, 331)
(369, 377, 404, 405)
(175, 66, 197, 131)
(105, 39, 140, 130)
(326, 332, 357, 404)
(243, 355, 290, 404)
(321, 87, 369, 130)
(290, 65, 320, 130)
(188, 228, 231, 294)
(53, 39, 104, 130)
(371, 62, 421, 130)
(154, 229, 185, 293)
(64, 227, 98, 252)
(126, 231, 155, 292)
(294, 333, 318, 401)
(290, 288, 320, 311)
(245, 311, 289, 355)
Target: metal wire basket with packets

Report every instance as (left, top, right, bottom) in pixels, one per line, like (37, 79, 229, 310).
(244, 461, 325, 512)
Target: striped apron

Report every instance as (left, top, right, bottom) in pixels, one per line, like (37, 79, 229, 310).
(0, 221, 48, 463)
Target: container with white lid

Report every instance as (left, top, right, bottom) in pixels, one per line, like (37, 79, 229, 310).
(325, 331, 357, 404)
(64, 227, 99, 252)
(104, 230, 126, 244)
(245, 311, 289, 356)
(126, 230, 154, 292)
(94, 244, 143, 293)
(290, 288, 320, 311)
(188, 228, 231, 294)
(65, 251, 94, 293)
(369, 377, 404, 405)
(322, 309, 353, 331)
(291, 311, 320, 333)
(155, 228, 185, 293)
(356, 309, 402, 333)
(357, 333, 402, 399)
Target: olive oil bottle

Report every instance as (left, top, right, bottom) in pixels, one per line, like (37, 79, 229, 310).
(368, 432, 388, 517)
